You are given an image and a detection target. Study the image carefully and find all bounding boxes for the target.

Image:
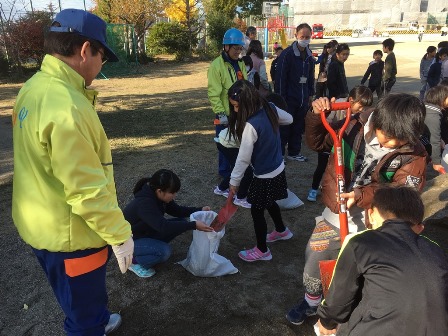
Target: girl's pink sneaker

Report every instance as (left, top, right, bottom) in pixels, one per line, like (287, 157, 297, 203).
(238, 247, 272, 262)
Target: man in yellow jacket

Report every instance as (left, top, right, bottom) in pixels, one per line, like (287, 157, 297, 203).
(207, 28, 247, 182)
(12, 9, 133, 335)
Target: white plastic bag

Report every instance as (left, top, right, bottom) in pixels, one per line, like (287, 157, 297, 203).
(313, 322, 335, 336)
(178, 211, 238, 277)
(276, 189, 304, 210)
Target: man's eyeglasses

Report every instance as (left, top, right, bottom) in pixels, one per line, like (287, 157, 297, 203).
(91, 45, 108, 65)
(231, 45, 243, 52)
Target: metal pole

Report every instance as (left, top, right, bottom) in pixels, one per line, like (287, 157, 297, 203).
(83, 0, 86, 10)
(30, 0, 34, 13)
(264, 25, 268, 59)
(58, 0, 62, 11)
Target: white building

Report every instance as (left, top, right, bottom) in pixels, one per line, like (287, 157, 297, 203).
(286, 0, 447, 30)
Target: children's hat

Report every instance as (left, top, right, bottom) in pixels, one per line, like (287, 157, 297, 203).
(49, 9, 119, 62)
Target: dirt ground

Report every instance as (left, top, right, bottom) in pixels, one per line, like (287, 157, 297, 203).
(1, 35, 447, 336)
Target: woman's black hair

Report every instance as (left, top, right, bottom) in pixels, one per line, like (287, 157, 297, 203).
(323, 41, 335, 55)
(371, 186, 424, 225)
(434, 47, 448, 62)
(336, 43, 350, 54)
(247, 40, 263, 59)
(422, 45, 437, 60)
(330, 39, 338, 46)
(242, 55, 253, 71)
(370, 93, 426, 146)
(227, 80, 279, 141)
(133, 169, 181, 195)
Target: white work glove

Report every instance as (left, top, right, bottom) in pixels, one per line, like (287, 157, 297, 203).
(217, 113, 228, 125)
(112, 236, 134, 274)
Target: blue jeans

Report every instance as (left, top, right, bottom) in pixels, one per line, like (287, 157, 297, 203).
(133, 238, 171, 268)
(280, 104, 309, 156)
(215, 123, 231, 177)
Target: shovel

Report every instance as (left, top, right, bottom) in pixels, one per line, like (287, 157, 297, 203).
(210, 190, 238, 232)
(318, 101, 351, 296)
(314, 101, 351, 336)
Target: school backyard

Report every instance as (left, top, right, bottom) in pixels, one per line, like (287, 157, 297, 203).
(0, 34, 447, 335)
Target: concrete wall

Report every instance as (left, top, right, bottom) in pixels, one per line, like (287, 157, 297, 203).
(287, 0, 447, 29)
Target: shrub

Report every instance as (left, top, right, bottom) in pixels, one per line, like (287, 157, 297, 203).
(146, 22, 193, 61)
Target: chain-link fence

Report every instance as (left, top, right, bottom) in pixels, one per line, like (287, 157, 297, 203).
(100, 23, 139, 78)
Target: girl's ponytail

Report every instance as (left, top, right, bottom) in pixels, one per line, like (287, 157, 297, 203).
(133, 177, 151, 195)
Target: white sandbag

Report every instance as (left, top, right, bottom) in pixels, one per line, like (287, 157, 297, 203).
(276, 189, 304, 210)
(441, 144, 448, 173)
(178, 211, 238, 277)
(313, 322, 335, 336)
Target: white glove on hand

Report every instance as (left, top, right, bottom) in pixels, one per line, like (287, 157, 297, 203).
(218, 113, 228, 125)
(112, 236, 134, 274)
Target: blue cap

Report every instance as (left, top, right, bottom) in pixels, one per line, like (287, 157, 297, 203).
(50, 9, 118, 62)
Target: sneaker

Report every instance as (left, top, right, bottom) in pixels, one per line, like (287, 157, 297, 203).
(233, 197, 251, 208)
(128, 264, 156, 278)
(105, 313, 122, 334)
(266, 227, 293, 242)
(238, 246, 272, 262)
(307, 189, 318, 202)
(286, 154, 308, 162)
(286, 300, 318, 325)
(213, 186, 229, 198)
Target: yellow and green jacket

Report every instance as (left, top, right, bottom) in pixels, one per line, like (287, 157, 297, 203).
(12, 54, 131, 252)
(207, 52, 247, 116)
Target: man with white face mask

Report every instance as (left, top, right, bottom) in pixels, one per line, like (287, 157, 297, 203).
(275, 23, 315, 162)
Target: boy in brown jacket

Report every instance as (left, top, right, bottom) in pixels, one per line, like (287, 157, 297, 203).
(285, 93, 427, 325)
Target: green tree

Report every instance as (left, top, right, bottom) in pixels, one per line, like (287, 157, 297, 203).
(165, 0, 203, 54)
(237, 0, 263, 18)
(92, 0, 171, 56)
(146, 21, 192, 60)
(93, 0, 112, 23)
(206, 11, 233, 51)
(202, 0, 238, 52)
(4, 9, 54, 70)
(203, 0, 238, 20)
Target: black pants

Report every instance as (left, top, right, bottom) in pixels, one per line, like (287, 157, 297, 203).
(381, 78, 396, 96)
(311, 152, 330, 190)
(315, 81, 327, 99)
(368, 84, 381, 99)
(251, 202, 285, 252)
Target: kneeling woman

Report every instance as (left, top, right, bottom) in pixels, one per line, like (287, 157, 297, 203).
(124, 169, 213, 277)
